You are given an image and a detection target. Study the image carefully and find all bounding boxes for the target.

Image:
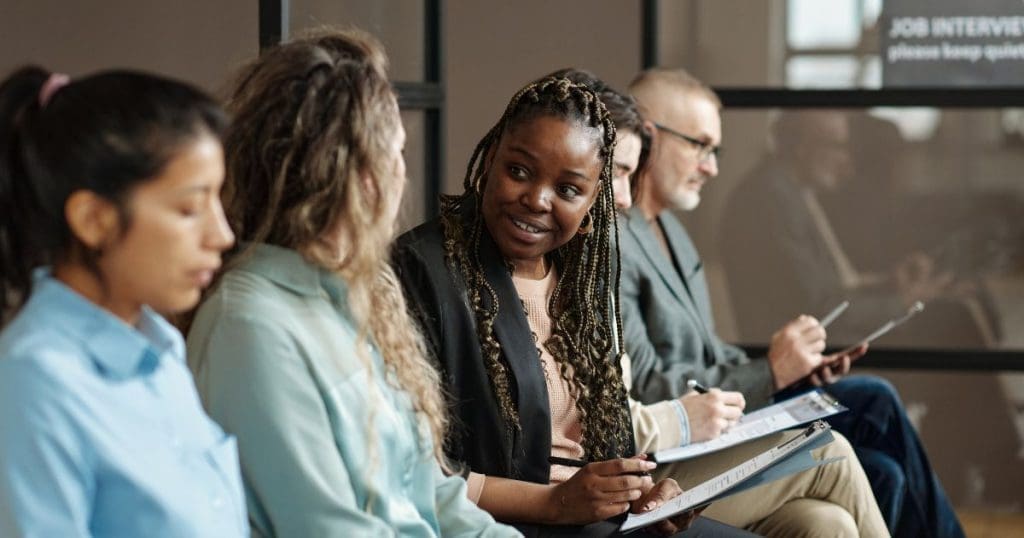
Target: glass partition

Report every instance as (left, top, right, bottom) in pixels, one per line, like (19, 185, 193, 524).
(667, 0, 1024, 89)
(679, 107, 1024, 352)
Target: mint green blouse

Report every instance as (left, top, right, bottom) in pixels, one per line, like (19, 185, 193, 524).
(186, 243, 517, 537)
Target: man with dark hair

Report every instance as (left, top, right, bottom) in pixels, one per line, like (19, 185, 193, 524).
(619, 67, 964, 538)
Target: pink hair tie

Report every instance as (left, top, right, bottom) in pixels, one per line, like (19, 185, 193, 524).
(39, 73, 70, 107)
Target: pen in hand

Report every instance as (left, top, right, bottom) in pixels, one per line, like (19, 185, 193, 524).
(819, 300, 850, 329)
(687, 379, 709, 394)
(686, 379, 745, 424)
(548, 456, 652, 477)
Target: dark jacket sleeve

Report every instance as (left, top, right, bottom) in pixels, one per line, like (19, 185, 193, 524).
(392, 240, 444, 363)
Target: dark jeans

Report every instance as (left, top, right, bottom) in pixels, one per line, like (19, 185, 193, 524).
(777, 375, 964, 538)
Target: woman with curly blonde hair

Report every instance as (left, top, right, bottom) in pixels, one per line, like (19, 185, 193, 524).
(186, 29, 517, 537)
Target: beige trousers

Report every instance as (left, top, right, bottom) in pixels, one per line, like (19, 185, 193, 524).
(653, 430, 889, 538)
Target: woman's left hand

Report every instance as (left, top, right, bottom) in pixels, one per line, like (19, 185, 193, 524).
(631, 477, 704, 536)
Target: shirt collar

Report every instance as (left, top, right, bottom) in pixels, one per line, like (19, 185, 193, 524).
(29, 270, 183, 380)
(238, 243, 350, 305)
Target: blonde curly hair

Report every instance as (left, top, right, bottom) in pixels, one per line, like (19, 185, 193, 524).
(215, 28, 450, 470)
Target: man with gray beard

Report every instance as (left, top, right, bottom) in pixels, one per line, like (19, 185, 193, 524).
(617, 68, 963, 538)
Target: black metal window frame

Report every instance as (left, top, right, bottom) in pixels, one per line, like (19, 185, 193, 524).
(640, 0, 1024, 371)
(259, 0, 445, 219)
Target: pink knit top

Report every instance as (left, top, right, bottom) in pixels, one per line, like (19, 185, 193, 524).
(512, 268, 586, 484)
(463, 267, 687, 503)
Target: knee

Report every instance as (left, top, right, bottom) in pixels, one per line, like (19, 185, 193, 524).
(852, 375, 903, 406)
(818, 431, 856, 459)
(764, 501, 859, 538)
(813, 432, 860, 480)
(838, 375, 908, 427)
(810, 508, 859, 538)
(861, 450, 906, 490)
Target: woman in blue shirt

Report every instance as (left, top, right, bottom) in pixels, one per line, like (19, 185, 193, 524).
(0, 67, 245, 536)
(185, 30, 516, 537)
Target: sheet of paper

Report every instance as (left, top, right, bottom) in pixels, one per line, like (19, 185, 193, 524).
(621, 426, 835, 533)
(652, 389, 846, 463)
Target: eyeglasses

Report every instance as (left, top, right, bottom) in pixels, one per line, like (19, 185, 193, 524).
(653, 122, 721, 162)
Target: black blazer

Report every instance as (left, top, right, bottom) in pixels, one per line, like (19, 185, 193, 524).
(392, 210, 636, 482)
(393, 207, 662, 537)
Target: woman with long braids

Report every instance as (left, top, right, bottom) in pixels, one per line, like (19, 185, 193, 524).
(186, 30, 517, 536)
(0, 67, 245, 535)
(393, 75, 750, 536)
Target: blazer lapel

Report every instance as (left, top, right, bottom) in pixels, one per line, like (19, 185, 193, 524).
(625, 207, 691, 307)
(479, 230, 553, 480)
(659, 214, 713, 325)
(626, 208, 719, 359)
(625, 208, 710, 327)
(657, 213, 722, 361)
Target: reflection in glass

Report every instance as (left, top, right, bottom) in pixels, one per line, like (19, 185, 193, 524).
(707, 108, 1024, 351)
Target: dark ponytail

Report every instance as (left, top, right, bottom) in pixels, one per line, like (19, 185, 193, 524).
(0, 66, 227, 320)
(0, 67, 47, 319)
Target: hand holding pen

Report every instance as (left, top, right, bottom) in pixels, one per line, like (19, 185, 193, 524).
(548, 455, 700, 534)
(808, 300, 860, 386)
(679, 379, 746, 442)
(767, 314, 829, 389)
(768, 300, 859, 389)
(546, 455, 656, 523)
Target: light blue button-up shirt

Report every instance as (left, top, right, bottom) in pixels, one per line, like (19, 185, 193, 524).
(0, 273, 248, 537)
(187, 243, 518, 537)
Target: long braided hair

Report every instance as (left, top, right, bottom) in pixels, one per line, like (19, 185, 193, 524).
(440, 76, 632, 460)
(549, 67, 653, 205)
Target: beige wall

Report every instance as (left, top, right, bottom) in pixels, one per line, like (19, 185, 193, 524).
(0, 0, 256, 92)
(444, 0, 642, 194)
(289, 0, 425, 81)
(1, 0, 643, 203)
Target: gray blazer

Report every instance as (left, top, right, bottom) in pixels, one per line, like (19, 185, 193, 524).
(618, 207, 775, 408)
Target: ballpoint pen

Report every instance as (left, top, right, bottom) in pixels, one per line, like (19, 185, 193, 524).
(687, 379, 709, 394)
(548, 456, 651, 477)
(819, 300, 850, 329)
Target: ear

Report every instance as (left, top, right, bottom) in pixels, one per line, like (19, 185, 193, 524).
(640, 119, 656, 139)
(65, 190, 121, 251)
(360, 168, 384, 211)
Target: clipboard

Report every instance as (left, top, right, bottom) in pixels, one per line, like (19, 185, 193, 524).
(649, 389, 846, 463)
(620, 421, 840, 533)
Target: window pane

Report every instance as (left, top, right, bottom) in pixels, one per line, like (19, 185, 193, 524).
(785, 55, 862, 88)
(289, 0, 425, 82)
(664, 0, 1024, 88)
(787, 0, 860, 49)
(683, 107, 1024, 353)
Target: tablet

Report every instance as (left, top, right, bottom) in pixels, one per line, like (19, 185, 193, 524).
(837, 301, 924, 354)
